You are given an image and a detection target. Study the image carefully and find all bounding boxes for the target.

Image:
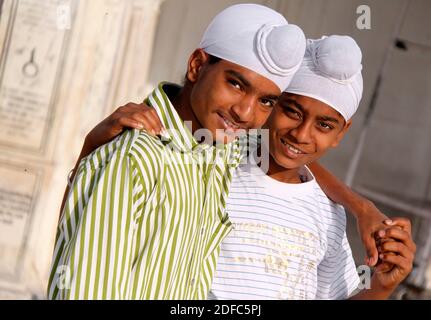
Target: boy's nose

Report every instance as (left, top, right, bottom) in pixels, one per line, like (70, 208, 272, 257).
(231, 99, 254, 124)
(289, 122, 312, 144)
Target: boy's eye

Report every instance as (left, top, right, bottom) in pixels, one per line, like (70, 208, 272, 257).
(319, 122, 333, 130)
(228, 79, 242, 90)
(261, 98, 275, 108)
(283, 106, 302, 120)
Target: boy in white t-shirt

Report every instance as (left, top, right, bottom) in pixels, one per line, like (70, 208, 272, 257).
(210, 160, 359, 299)
(209, 35, 415, 300)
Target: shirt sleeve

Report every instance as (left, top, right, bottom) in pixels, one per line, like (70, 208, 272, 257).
(47, 130, 158, 299)
(315, 229, 360, 300)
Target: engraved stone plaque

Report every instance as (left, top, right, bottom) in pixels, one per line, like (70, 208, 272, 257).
(0, 164, 38, 279)
(0, 0, 68, 153)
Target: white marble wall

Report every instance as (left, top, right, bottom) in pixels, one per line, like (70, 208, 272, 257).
(0, 0, 163, 299)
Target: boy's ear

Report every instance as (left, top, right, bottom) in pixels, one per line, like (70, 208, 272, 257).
(186, 49, 210, 83)
(331, 120, 352, 148)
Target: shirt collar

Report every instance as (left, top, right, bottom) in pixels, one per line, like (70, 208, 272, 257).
(146, 82, 199, 153)
(146, 82, 243, 166)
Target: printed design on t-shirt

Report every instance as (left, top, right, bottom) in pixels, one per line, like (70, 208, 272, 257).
(226, 221, 320, 299)
(211, 164, 359, 300)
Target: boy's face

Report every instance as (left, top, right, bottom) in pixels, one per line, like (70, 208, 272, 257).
(266, 92, 352, 170)
(187, 49, 281, 144)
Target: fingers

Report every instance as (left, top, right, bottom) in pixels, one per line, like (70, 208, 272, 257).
(379, 252, 413, 275)
(377, 228, 408, 242)
(374, 261, 394, 273)
(358, 208, 388, 267)
(117, 117, 144, 130)
(378, 240, 414, 262)
(113, 103, 164, 136)
(142, 108, 164, 135)
(384, 217, 412, 236)
(129, 113, 159, 135)
(363, 235, 379, 267)
(377, 227, 416, 254)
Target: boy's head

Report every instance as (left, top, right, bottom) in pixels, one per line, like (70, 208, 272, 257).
(265, 35, 364, 170)
(183, 4, 306, 143)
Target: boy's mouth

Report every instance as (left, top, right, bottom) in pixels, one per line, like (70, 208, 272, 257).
(217, 112, 245, 133)
(280, 138, 307, 159)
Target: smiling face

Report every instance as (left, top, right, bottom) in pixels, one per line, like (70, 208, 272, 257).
(265, 92, 352, 170)
(186, 49, 281, 144)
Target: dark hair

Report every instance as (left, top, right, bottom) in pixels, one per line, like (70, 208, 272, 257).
(208, 54, 222, 64)
(183, 54, 222, 85)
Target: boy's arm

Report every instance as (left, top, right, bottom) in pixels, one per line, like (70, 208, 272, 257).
(58, 139, 95, 219)
(59, 102, 160, 217)
(48, 131, 153, 299)
(308, 161, 389, 266)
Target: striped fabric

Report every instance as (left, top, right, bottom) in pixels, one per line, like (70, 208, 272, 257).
(47, 83, 243, 300)
(210, 163, 360, 300)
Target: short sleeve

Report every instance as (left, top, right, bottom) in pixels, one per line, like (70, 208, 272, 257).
(316, 230, 360, 300)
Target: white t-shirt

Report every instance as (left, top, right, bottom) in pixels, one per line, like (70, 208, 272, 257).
(210, 163, 360, 300)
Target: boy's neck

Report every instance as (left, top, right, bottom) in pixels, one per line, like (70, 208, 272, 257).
(169, 84, 203, 135)
(267, 154, 302, 184)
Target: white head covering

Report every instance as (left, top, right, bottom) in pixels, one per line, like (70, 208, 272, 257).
(285, 35, 364, 121)
(199, 4, 306, 92)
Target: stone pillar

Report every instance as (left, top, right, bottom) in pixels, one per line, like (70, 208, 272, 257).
(0, 0, 163, 299)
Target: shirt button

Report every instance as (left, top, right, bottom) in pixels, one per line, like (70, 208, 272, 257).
(190, 278, 195, 286)
(201, 227, 205, 235)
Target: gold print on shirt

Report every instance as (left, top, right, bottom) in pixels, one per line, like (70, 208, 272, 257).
(230, 222, 320, 299)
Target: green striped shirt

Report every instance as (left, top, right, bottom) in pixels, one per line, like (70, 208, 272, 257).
(47, 83, 243, 299)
